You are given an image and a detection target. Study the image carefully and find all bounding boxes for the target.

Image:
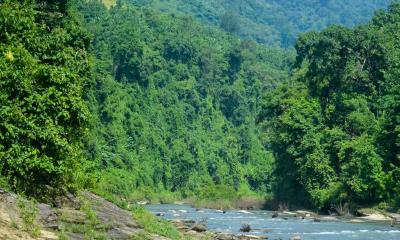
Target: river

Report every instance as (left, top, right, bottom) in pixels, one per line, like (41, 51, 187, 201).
(146, 204, 400, 240)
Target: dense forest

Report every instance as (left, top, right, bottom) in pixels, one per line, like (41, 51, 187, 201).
(74, 0, 293, 203)
(258, 3, 400, 210)
(128, 0, 391, 47)
(0, 0, 399, 215)
(0, 0, 91, 197)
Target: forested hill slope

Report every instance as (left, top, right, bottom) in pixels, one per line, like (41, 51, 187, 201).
(2, 0, 398, 216)
(127, 0, 391, 47)
(74, 0, 294, 203)
(259, 2, 400, 211)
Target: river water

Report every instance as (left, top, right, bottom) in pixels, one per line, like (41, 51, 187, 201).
(146, 204, 400, 240)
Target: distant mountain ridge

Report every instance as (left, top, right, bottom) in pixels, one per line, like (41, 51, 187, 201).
(127, 0, 392, 47)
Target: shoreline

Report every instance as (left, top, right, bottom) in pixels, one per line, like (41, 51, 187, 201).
(150, 201, 400, 225)
(175, 199, 400, 224)
(163, 206, 400, 240)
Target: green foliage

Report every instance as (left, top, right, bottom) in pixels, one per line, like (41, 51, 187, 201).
(128, 0, 391, 47)
(199, 185, 237, 201)
(259, 2, 400, 210)
(59, 194, 107, 239)
(188, 183, 266, 209)
(220, 12, 241, 34)
(132, 206, 181, 240)
(17, 196, 41, 238)
(0, 0, 91, 196)
(73, 0, 292, 202)
(131, 231, 152, 240)
(3, 0, 396, 216)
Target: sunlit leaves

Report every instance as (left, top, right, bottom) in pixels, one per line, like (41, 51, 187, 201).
(259, 2, 400, 209)
(0, 1, 90, 196)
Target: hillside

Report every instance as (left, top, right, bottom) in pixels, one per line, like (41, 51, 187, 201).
(127, 0, 391, 47)
(74, 0, 294, 205)
(259, 2, 400, 211)
(1, 1, 399, 234)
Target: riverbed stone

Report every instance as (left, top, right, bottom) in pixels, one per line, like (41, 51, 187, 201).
(240, 224, 251, 232)
(239, 234, 267, 239)
(290, 236, 301, 240)
(215, 233, 239, 240)
(192, 224, 207, 232)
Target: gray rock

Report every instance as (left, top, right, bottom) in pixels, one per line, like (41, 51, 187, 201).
(192, 224, 207, 232)
(54, 193, 81, 210)
(215, 233, 239, 240)
(58, 209, 86, 224)
(239, 235, 267, 239)
(290, 236, 301, 240)
(37, 203, 59, 229)
(67, 233, 85, 240)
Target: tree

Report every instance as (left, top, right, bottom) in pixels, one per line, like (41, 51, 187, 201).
(220, 12, 241, 34)
(0, 0, 91, 196)
(259, 2, 400, 210)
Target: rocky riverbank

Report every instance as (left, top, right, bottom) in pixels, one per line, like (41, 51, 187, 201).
(169, 219, 268, 240)
(271, 208, 400, 225)
(0, 189, 270, 240)
(0, 189, 148, 239)
(176, 197, 400, 226)
(149, 204, 400, 240)
(1, 188, 399, 240)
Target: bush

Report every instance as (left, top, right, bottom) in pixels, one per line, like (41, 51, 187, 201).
(17, 197, 40, 238)
(132, 206, 181, 240)
(0, 0, 90, 197)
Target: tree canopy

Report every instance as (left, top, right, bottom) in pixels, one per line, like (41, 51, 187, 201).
(0, 0, 91, 196)
(73, 0, 294, 201)
(259, 2, 400, 211)
(128, 0, 391, 47)
(1, 0, 399, 214)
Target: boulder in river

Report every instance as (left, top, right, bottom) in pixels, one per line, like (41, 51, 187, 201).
(240, 224, 251, 232)
(238, 210, 252, 214)
(136, 200, 148, 205)
(320, 216, 339, 221)
(290, 236, 302, 240)
(238, 235, 266, 239)
(272, 212, 279, 218)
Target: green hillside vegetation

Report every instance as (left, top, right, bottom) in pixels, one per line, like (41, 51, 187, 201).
(128, 0, 391, 47)
(0, 0, 91, 197)
(258, 2, 400, 211)
(1, 0, 399, 217)
(73, 0, 294, 204)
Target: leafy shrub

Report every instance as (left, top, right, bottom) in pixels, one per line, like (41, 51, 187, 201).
(0, 0, 90, 196)
(132, 206, 181, 240)
(17, 197, 40, 238)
